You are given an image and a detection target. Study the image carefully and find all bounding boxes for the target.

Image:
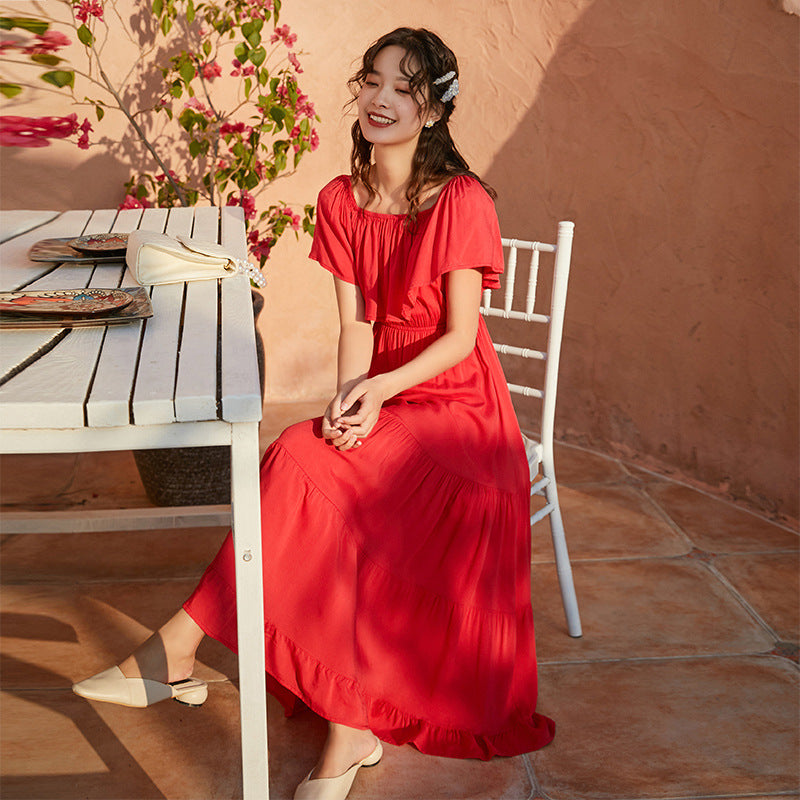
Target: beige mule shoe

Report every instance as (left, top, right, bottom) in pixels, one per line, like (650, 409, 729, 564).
(293, 740, 383, 800)
(72, 666, 208, 708)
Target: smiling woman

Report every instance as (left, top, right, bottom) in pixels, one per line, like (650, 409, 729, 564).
(72, 26, 555, 800)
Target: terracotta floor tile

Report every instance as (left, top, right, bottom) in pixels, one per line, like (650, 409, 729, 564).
(1, 682, 244, 799)
(532, 559, 775, 660)
(532, 484, 691, 563)
(532, 656, 799, 799)
(645, 482, 800, 553)
(1, 580, 237, 690)
(1, 526, 229, 584)
(712, 552, 800, 643)
(550, 444, 628, 485)
(350, 745, 532, 800)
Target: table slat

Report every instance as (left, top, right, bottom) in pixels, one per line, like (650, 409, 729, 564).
(220, 206, 262, 422)
(85, 209, 167, 427)
(0, 266, 118, 428)
(0, 210, 60, 243)
(130, 208, 193, 425)
(174, 207, 220, 421)
(0, 210, 93, 291)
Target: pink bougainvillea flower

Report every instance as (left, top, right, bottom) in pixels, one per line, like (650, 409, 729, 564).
(270, 24, 297, 47)
(25, 30, 72, 55)
(118, 194, 151, 210)
(220, 121, 252, 137)
(289, 124, 301, 139)
(227, 189, 256, 220)
(309, 128, 319, 151)
(0, 114, 79, 147)
(154, 169, 178, 183)
(183, 98, 214, 118)
(248, 227, 273, 261)
(201, 61, 222, 81)
(287, 51, 303, 73)
(77, 117, 92, 149)
(230, 58, 242, 77)
(282, 206, 301, 230)
(295, 91, 316, 119)
(74, 0, 104, 24)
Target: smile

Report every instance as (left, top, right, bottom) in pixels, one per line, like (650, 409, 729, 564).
(367, 113, 396, 127)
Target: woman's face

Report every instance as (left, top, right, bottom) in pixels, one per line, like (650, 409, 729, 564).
(357, 45, 433, 148)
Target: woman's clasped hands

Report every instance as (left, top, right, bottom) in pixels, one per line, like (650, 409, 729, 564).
(321, 376, 387, 451)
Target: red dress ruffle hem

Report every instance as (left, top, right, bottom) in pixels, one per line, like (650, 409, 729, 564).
(183, 174, 556, 758)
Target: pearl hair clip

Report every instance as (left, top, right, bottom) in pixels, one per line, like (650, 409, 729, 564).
(434, 70, 459, 103)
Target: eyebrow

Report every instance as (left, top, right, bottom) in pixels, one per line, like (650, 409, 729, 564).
(366, 68, 411, 82)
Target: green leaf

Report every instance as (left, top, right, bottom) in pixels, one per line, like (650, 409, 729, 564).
(0, 17, 48, 34)
(0, 83, 22, 98)
(259, 70, 269, 87)
(170, 81, 183, 98)
(161, 15, 172, 35)
(186, 0, 196, 24)
(244, 170, 259, 190)
(250, 45, 266, 67)
(244, 77, 252, 96)
(178, 108, 195, 131)
(40, 70, 74, 89)
(269, 106, 286, 125)
(179, 60, 195, 84)
(77, 24, 94, 47)
(269, 77, 279, 93)
(189, 139, 202, 157)
(234, 41, 248, 62)
(202, 39, 211, 57)
(95, 104, 105, 121)
(152, 0, 163, 17)
(30, 53, 61, 66)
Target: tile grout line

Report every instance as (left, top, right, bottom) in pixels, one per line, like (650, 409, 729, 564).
(538, 651, 798, 669)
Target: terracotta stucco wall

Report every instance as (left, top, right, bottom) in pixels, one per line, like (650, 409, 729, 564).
(1, 0, 797, 518)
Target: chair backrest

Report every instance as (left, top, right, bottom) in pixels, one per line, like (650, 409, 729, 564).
(479, 222, 575, 461)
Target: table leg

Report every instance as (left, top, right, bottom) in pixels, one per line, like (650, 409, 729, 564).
(230, 421, 269, 799)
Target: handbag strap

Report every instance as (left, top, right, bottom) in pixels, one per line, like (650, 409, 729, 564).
(231, 257, 266, 287)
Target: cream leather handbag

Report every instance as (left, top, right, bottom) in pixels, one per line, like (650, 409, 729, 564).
(126, 230, 265, 286)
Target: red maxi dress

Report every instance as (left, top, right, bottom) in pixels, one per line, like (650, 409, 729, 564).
(184, 174, 555, 758)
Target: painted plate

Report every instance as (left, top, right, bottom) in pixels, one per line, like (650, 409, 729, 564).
(0, 288, 133, 316)
(69, 233, 129, 254)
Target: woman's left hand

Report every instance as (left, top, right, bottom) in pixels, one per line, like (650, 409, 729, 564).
(335, 376, 388, 441)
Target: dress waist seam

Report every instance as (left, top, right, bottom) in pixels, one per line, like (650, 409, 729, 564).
(374, 319, 445, 333)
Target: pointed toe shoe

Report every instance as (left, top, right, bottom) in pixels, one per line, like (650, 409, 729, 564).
(72, 666, 208, 708)
(293, 740, 383, 800)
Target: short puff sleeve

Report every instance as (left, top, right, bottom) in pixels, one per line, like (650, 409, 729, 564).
(410, 175, 504, 292)
(308, 177, 357, 284)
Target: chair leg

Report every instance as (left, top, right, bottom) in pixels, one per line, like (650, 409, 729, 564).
(543, 479, 583, 638)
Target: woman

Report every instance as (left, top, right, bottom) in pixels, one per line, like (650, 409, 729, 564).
(74, 27, 555, 800)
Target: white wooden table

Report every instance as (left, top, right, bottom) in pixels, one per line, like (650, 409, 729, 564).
(0, 206, 269, 799)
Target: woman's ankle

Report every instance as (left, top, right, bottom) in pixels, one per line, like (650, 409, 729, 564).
(118, 610, 203, 683)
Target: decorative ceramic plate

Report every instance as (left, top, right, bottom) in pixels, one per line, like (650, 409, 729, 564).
(69, 233, 129, 254)
(0, 288, 133, 316)
(28, 238, 122, 263)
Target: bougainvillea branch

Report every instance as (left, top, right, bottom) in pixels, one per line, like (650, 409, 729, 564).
(0, 0, 318, 275)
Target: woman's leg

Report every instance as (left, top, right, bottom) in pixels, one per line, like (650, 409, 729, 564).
(118, 608, 204, 684)
(312, 721, 380, 779)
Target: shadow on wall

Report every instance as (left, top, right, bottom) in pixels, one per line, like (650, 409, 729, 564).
(484, 0, 799, 519)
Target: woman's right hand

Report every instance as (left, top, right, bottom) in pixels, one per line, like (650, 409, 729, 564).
(322, 393, 362, 451)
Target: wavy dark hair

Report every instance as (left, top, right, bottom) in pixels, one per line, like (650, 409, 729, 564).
(347, 27, 496, 223)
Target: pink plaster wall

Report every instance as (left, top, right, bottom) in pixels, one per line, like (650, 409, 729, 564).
(1, 0, 797, 518)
